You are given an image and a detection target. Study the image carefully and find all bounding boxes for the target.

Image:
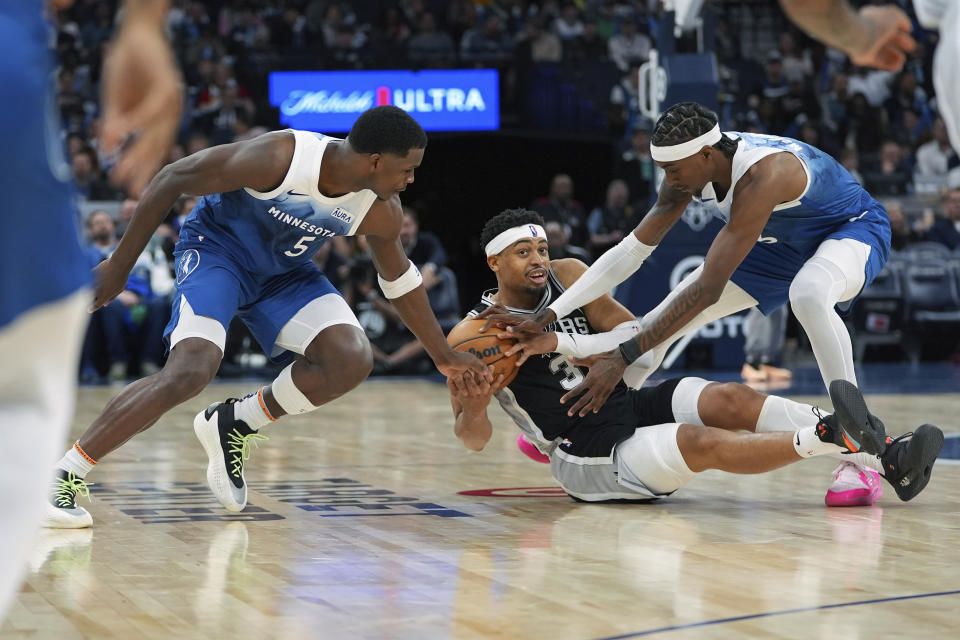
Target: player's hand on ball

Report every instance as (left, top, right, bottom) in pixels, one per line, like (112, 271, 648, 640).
(447, 372, 506, 411)
(89, 258, 131, 312)
(504, 332, 559, 366)
(477, 305, 551, 339)
(560, 350, 626, 417)
(438, 350, 492, 393)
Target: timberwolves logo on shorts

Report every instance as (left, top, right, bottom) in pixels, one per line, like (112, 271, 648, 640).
(177, 249, 200, 285)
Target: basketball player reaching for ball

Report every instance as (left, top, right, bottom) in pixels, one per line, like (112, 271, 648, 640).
(481, 101, 903, 507)
(457, 209, 942, 503)
(45, 106, 488, 528)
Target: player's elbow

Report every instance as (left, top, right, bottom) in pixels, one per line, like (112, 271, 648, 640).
(456, 427, 491, 451)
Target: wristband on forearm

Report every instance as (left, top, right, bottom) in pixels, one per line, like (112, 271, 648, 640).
(618, 337, 643, 364)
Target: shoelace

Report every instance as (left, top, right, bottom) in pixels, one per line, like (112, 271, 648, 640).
(812, 406, 831, 439)
(227, 429, 269, 478)
(54, 472, 92, 508)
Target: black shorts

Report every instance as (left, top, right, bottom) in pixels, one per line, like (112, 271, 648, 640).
(628, 377, 683, 427)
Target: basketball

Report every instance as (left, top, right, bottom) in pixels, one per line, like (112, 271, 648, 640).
(447, 318, 519, 385)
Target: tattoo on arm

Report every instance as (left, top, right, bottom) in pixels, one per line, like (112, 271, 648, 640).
(635, 281, 706, 353)
(640, 184, 691, 244)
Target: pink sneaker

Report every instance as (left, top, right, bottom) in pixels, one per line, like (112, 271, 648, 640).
(516, 434, 550, 464)
(825, 461, 883, 507)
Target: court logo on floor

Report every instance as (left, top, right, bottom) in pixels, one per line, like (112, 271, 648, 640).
(95, 481, 284, 524)
(251, 478, 473, 518)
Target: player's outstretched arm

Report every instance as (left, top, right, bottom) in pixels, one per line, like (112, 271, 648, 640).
(559, 157, 798, 417)
(448, 371, 506, 451)
(478, 183, 690, 336)
(778, 0, 914, 71)
(361, 198, 490, 383)
(91, 132, 294, 311)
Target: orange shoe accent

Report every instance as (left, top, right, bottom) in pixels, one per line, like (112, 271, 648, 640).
(841, 432, 859, 452)
(258, 388, 277, 422)
(73, 441, 98, 466)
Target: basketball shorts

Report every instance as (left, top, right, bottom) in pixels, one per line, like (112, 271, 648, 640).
(550, 378, 690, 501)
(163, 248, 361, 361)
(730, 205, 891, 313)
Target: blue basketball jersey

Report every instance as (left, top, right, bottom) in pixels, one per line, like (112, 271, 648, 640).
(0, 3, 90, 329)
(177, 130, 378, 283)
(695, 131, 889, 254)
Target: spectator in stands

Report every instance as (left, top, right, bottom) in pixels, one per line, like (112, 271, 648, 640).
(516, 16, 562, 64)
(399, 207, 448, 293)
(545, 220, 592, 263)
(587, 179, 639, 258)
(616, 126, 654, 207)
(460, 14, 514, 65)
(778, 32, 812, 83)
(926, 184, 960, 250)
(840, 148, 865, 186)
(914, 117, 959, 194)
(71, 147, 119, 201)
(407, 11, 455, 68)
(609, 58, 644, 138)
(865, 141, 912, 197)
(821, 72, 851, 135)
(885, 200, 929, 251)
(553, 4, 585, 41)
(532, 173, 588, 247)
(564, 18, 608, 63)
(761, 51, 789, 101)
(607, 17, 650, 72)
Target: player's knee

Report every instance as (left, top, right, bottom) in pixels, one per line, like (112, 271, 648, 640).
(677, 425, 730, 472)
(159, 365, 215, 401)
(788, 274, 828, 315)
(302, 327, 372, 397)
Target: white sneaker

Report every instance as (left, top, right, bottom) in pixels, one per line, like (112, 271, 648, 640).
(45, 470, 93, 528)
(194, 399, 267, 512)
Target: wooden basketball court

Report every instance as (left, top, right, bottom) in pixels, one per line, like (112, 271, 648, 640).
(2, 380, 958, 639)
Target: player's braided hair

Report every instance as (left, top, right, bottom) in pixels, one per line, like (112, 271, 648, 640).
(480, 208, 545, 248)
(348, 105, 427, 156)
(652, 102, 738, 158)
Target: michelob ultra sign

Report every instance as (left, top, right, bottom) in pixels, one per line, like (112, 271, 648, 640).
(269, 69, 500, 132)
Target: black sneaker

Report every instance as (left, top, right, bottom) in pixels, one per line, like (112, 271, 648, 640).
(826, 380, 887, 455)
(193, 398, 268, 512)
(880, 424, 944, 501)
(45, 469, 93, 528)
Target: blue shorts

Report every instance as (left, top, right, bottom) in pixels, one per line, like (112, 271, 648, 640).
(163, 247, 343, 361)
(730, 206, 891, 314)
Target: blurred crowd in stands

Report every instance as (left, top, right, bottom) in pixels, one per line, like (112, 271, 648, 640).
(50, 0, 959, 379)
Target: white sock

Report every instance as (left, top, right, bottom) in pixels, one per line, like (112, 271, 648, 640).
(56, 442, 96, 479)
(756, 396, 818, 432)
(233, 388, 276, 431)
(793, 426, 845, 458)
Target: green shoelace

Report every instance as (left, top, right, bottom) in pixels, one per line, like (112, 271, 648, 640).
(55, 472, 92, 508)
(227, 429, 269, 478)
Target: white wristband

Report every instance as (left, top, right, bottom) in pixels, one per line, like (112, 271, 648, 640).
(552, 321, 641, 359)
(548, 233, 655, 320)
(377, 261, 423, 299)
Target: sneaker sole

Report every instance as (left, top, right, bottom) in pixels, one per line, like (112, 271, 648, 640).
(829, 380, 886, 455)
(892, 424, 944, 501)
(43, 502, 92, 529)
(194, 407, 247, 512)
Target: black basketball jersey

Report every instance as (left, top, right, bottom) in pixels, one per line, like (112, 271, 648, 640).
(468, 267, 638, 458)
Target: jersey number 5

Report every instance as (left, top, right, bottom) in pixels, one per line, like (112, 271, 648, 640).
(548, 354, 585, 391)
(285, 235, 316, 257)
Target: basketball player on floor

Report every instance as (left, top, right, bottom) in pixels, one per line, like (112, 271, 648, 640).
(481, 102, 898, 507)
(779, 0, 960, 151)
(1, 0, 181, 620)
(456, 209, 942, 502)
(46, 105, 488, 528)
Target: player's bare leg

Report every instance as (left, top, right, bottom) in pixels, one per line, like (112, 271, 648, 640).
(194, 324, 373, 512)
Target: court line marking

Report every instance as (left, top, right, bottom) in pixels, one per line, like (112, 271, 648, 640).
(592, 589, 960, 639)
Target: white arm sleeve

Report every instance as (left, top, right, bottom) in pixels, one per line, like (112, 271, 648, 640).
(547, 233, 655, 319)
(553, 320, 641, 358)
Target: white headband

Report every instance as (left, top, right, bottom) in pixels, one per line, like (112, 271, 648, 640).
(650, 124, 722, 162)
(484, 224, 547, 257)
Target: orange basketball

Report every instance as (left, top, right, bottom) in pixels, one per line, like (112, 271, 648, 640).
(447, 318, 519, 385)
